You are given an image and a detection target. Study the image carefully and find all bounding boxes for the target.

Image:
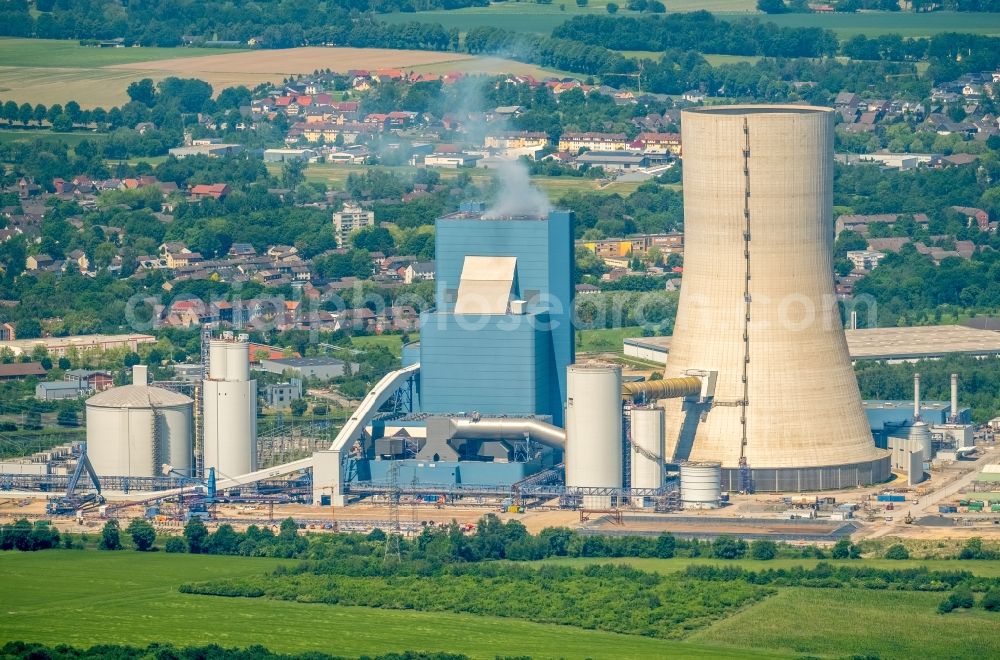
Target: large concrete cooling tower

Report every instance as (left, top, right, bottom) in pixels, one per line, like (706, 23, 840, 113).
(661, 105, 889, 492)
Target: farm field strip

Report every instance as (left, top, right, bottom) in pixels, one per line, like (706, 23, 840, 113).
(0, 38, 240, 68)
(691, 587, 1000, 659)
(0, 551, 789, 659)
(723, 10, 1000, 38)
(0, 42, 558, 107)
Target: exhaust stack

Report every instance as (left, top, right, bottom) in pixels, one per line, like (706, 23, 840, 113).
(951, 373, 959, 423)
(913, 372, 921, 421)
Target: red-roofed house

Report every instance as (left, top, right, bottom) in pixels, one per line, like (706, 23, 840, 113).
(190, 183, 230, 201)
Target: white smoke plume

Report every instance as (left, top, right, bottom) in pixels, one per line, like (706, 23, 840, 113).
(483, 159, 552, 219)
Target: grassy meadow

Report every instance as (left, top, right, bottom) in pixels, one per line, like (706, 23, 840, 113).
(381, 1, 757, 35)
(283, 161, 656, 198)
(0, 38, 241, 68)
(0, 550, 786, 660)
(577, 325, 646, 353)
(691, 586, 1000, 659)
(752, 10, 1000, 38)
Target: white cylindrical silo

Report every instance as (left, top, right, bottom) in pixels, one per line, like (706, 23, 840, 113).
(209, 340, 228, 380)
(202, 379, 257, 478)
(680, 461, 722, 509)
(907, 422, 933, 462)
(630, 407, 664, 491)
(565, 364, 623, 493)
(225, 342, 250, 382)
(86, 383, 193, 478)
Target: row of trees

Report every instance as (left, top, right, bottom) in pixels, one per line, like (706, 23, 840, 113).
(553, 12, 839, 58)
(183, 559, 772, 639)
(0, 0, 484, 46)
(0, 641, 467, 660)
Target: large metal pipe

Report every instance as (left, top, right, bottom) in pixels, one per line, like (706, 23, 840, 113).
(622, 376, 702, 401)
(913, 372, 921, 420)
(445, 417, 566, 449)
(951, 373, 959, 422)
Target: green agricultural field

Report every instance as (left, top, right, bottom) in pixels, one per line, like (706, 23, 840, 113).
(289, 162, 655, 198)
(382, 2, 757, 35)
(0, 38, 240, 68)
(577, 325, 645, 353)
(0, 128, 103, 149)
(0, 551, 786, 660)
(350, 333, 405, 357)
(692, 587, 1000, 659)
(734, 11, 1000, 38)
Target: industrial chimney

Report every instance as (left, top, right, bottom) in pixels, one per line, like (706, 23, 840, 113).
(950, 373, 959, 423)
(660, 105, 889, 492)
(913, 372, 921, 420)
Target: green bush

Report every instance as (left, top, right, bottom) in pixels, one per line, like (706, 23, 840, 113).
(981, 588, 1000, 611)
(164, 537, 186, 553)
(885, 544, 910, 560)
(99, 520, 122, 551)
(750, 539, 777, 561)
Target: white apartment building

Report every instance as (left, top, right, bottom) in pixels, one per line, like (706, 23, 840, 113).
(333, 203, 375, 247)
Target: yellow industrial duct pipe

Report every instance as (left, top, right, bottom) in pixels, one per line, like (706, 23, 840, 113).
(622, 376, 702, 401)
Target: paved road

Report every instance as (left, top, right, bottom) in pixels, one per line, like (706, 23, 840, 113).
(862, 445, 1000, 539)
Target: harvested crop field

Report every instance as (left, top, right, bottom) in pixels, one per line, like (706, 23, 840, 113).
(110, 47, 478, 76)
(0, 42, 557, 107)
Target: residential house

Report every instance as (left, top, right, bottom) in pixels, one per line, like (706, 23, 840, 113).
(635, 132, 682, 155)
(0, 322, 14, 341)
(189, 183, 230, 201)
(845, 250, 886, 272)
(66, 249, 89, 273)
(263, 379, 303, 409)
(951, 205, 991, 232)
(404, 261, 435, 284)
(63, 369, 113, 392)
(484, 131, 549, 152)
(25, 254, 54, 271)
(0, 362, 47, 381)
(558, 132, 629, 152)
(17, 177, 40, 199)
(835, 213, 930, 237)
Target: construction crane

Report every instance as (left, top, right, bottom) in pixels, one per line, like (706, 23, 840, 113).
(47, 446, 103, 515)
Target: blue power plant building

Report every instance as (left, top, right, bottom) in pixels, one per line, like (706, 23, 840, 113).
(358, 204, 576, 487)
(405, 203, 574, 425)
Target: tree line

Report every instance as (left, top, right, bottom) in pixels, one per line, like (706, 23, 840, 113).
(553, 12, 839, 59)
(0, 642, 467, 660)
(0, 0, 483, 47)
(183, 558, 772, 640)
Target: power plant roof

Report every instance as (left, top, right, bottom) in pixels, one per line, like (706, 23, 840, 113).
(86, 384, 193, 409)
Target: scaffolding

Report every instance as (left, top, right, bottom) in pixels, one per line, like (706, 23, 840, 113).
(256, 418, 340, 468)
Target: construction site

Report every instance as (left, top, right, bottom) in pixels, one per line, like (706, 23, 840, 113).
(3, 105, 1000, 543)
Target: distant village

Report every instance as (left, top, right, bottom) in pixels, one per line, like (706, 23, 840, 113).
(2, 65, 999, 337)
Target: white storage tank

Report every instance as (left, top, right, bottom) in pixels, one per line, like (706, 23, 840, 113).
(209, 340, 228, 379)
(85, 366, 193, 478)
(225, 341, 250, 382)
(203, 338, 257, 478)
(680, 461, 722, 509)
(565, 364, 623, 507)
(630, 407, 664, 492)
